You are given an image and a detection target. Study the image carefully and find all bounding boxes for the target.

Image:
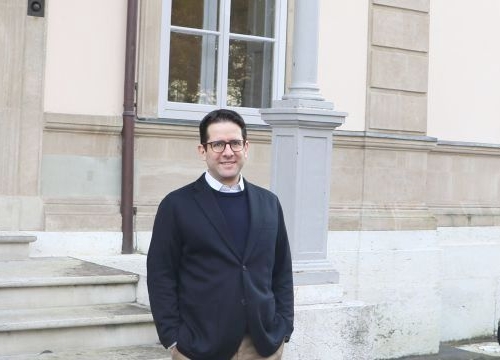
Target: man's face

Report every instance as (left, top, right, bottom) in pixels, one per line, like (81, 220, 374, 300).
(198, 121, 249, 186)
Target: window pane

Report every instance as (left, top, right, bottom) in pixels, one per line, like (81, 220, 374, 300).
(230, 0, 275, 37)
(227, 39, 273, 108)
(172, 0, 219, 31)
(168, 32, 218, 105)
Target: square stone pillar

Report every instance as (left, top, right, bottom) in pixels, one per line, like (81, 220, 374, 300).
(261, 99, 346, 285)
(262, 100, 376, 360)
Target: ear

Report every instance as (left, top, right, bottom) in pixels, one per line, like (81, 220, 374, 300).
(197, 144, 207, 160)
(244, 141, 249, 158)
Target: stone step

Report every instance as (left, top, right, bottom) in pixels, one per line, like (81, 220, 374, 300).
(0, 303, 158, 356)
(0, 234, 36, 261)
(0, 344, 170, 360)
(0, 257, 139, 309)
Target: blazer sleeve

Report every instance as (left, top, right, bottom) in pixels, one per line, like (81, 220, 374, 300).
(147, 195, 182, 348)
(272, 199, 294, 340)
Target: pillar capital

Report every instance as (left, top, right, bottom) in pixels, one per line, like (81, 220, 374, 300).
(261, 100, 346, 131)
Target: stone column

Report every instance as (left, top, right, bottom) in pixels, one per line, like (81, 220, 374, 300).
(261, 0, 346, 285)
(282, 0, 323, 101)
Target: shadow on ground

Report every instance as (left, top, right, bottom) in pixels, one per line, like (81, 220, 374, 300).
(396, 337, 500, 360)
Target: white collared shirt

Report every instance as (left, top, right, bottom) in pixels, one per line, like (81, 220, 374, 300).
(204, 171, 245, 193)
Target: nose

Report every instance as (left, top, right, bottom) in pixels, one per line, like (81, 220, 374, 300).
(221, 143, 234, 155)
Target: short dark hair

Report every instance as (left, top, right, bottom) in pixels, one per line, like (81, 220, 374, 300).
(199, 109, 247, 145)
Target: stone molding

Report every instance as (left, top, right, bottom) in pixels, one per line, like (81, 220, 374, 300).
(429, 205, 500, 227)
(434, 140, 500, 156)
(333, 130, 436, 151)
(45, 113, 123, 135)
(329, 205, 437, 231)
(45, 112, 273, 144)
(427, 140, 500, 227)
(372, 0, 430, 13)
(43, 197, 121, 231)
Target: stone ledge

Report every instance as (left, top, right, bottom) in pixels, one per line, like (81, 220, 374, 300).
(0, 344, 169, 360)
(0, 303, 152, 332)
(0, 257, 138, 288)
(0, 235, 36, 244)
(329, 205, 437, 231)
(373, 0, 430, 13)
(0, 233, 37, 261)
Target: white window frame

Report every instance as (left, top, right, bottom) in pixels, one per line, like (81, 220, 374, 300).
(158, 0, 288, 125)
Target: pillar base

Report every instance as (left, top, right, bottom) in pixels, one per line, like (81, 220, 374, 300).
(293, 259, 339, 285)
(284, 300, 376, 360)
(289, 260, 375, 359)
(293, 259, 342, 305)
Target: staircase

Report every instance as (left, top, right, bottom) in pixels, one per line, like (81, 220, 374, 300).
(0, 234, 169, 359)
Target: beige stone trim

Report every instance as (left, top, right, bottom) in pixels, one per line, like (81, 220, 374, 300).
(43, 197, 121, 231)
(136, 121, 272, 144)
(366, 0, 430, 135)
(368, 90, 427, 134)
(136, 0, 162, 118)
(432, 142, 500, 156)
(330, 133, 500, 230)
(372, 0, 430, 12)
(370, 49, 428, 92)
(333, 132, 436, 152)
(136, 122, 198, 139)
(38, 115, 500, 232)
(44, 113, 272, 143)
(427, 141, 500, 227)
(44, 113, 123, 135)
(0, 1, 46, 230)
(372, 6, 429, 52)
(329, 205, 437, 231)
(429, 205, 500, 227)
(330, 132, 436, 230)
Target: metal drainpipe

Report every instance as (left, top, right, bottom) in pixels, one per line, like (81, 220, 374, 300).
(121, 0, 138, 254)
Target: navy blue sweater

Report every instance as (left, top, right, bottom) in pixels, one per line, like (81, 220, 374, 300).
(213, 189, 250, 257)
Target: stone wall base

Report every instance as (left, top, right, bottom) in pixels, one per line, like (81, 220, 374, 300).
(284, 301, 375, 360)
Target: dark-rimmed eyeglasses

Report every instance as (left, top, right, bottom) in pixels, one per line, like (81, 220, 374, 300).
(204, 140, 245, 153)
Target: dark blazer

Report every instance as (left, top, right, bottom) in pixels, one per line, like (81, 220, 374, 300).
(147, 175, 294, 360)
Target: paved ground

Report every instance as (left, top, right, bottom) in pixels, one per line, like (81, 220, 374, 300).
(397, 339, 500, 359)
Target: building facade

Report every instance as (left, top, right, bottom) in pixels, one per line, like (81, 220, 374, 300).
(1, 0, 500, 358)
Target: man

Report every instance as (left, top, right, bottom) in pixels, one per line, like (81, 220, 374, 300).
(147, 109, 294, 360)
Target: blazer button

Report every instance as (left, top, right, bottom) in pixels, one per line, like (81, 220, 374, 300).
(242, 265, 247, 271)
(241, 299, 247, 306)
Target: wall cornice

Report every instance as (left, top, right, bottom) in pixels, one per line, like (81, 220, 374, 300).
(44, 113, 122, 135)
(333, 130, 437, 152)
(45, 114, 500, 157)
(433, 140, 500, 156)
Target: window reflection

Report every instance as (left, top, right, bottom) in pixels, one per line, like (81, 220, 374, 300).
(228, 40, 273, 108)
(171, 0, 219, 31)
(230, 0, 275, 37)
(168, 32, 218, 105)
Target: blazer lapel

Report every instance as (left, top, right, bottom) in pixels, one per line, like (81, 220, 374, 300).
(242, 182, 266, 262)
(193, 176, 241, 260)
